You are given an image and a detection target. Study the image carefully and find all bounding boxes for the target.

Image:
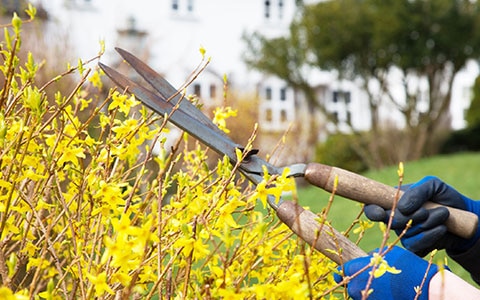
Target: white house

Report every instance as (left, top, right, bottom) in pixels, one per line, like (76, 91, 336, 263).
(29, 0, 479, 161)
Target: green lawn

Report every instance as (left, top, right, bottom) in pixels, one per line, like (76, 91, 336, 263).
(295, 151, 480, 285)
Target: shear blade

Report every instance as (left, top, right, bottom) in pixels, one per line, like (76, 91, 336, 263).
(114, 47, 228, 138)
(99, 62, 240, 161)
(99, 49, 284, 192)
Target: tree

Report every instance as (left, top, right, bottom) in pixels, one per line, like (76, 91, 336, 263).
(244, 0, 480, 168)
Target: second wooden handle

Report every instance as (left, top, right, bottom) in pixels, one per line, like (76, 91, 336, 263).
(276, 200, 367, 264)
(304, 162, 478, 239)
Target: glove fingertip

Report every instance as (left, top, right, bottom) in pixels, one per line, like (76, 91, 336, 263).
(398, 191, 425, 214)
(402, 225, 448, 255)
(398, 177, 441, 213)
(428, 207, 450, 224)
(333, 272, 342, 284)
(364, 204, 387, 221)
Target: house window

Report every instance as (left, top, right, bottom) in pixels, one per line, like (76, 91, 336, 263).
(345, 92, 351, 104)
(171, 0, 195, 13)
(264, 0, 285, 21)
(193, 83, 201, 97)
(172, 0, 179, 10)
(265, 108, 273, 122)
(265, 87, 272, 100)
(278, 0, 284, 19)
(333, 91, 351, 104)
(264, 0, 271, 19)
(209, 84, 216, 99)
(331, 111, 339, 123)
(280, 87, 286, 101)
(331, 90, 352, 125)
(332, 91, 339, 103)
(280, 109, 287, 122)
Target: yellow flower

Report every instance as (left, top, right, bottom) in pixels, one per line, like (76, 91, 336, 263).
(93, 180, 126, 208)
(111, 213, 132, 233)
(192, 237, 211, 261)
(111, 118, 138, 139)
(108, 91, 139, 115)
(21, 242, 39, 257)
(353, 219, 374, 234)
(79, 97, 92, 111)
(111, 271, 131, 286)
(212, 107, 237, 133)
(218, 198, 245, 228)
(88, 69, 103, 89)
(0, 287, 15, 300)
(26, 257, 50, 271)
(370, 252, 401, 278)
(252, 181, 270, 209)
(99, 113, 111, 128)
(251, 167, 295, 208)
(174, 237, 195, 257)
(57, 143, 86, 167)
(138, 265, 157, 283)
(86, 271, 114, 296)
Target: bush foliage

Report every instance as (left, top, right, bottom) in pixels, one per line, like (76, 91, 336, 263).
(315, 134, 368, 174)
(440, 124, 480, 154)
(0, 10, 377, 299)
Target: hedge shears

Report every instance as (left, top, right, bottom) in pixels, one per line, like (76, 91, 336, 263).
(99, 48, 477, 264)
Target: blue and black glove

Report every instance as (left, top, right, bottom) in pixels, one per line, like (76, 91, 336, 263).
(364, 176, 480, 283)
(334, 246, 439, 300)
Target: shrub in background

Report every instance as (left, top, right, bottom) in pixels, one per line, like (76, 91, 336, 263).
(440, 123, 480, 154)
(315, 133, 368, 174)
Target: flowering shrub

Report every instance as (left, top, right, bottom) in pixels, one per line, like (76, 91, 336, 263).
(0, 9, 387, 300)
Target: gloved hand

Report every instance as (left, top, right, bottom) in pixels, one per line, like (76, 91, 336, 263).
(334, 246, 440, 300)
(364, 176, 480, 283)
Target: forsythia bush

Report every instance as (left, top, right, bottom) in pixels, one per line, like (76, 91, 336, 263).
(0, 10, 372, 299)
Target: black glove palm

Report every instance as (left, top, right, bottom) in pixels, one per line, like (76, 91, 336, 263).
(364, 176, 480, 257)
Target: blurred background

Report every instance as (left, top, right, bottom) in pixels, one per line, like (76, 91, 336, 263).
(3, 0, 480, 173)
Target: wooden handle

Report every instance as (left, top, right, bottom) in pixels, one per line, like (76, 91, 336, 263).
(276, 200, 367, 264)
(304, 162, 478, 239)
